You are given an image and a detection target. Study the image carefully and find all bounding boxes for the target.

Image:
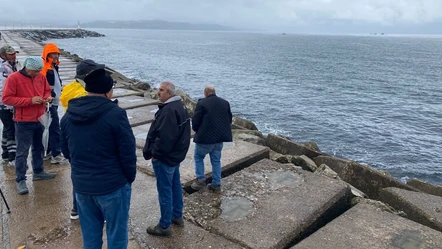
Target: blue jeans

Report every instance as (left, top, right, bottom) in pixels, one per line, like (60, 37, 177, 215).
(194, 143, 223, 185)
(47, 105, 61, 157)
(76, 183, 132, 249)
(152, 160, 183, 229)
(15, 122, 44, 182)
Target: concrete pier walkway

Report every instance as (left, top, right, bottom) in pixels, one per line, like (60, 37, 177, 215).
(1, 30, 442, 249)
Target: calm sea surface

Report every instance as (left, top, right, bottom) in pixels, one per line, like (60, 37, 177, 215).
(50, 29, 442, 185)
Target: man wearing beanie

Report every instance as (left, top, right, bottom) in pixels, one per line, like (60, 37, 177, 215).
(59, 59, 105, 221)
(2, 56, 56, 195)
(60, 68, 136, 249)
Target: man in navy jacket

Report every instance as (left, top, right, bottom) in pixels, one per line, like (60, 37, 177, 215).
(60, 69, 136, 249)
(143, 81, 191, 237)
(190, 86, 232, 193)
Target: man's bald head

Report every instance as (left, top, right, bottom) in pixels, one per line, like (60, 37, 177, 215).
(204, 86, 216, 97)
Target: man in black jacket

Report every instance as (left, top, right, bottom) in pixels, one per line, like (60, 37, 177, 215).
(190, 86, 232, 193)
(143, 81, 191, 237)
(60, 69, 136, 248)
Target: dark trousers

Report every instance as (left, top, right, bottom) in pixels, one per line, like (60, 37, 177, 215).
(0, 108, 16, 161)
(15, 122, 44, 182)
(47, 105, 61, 157)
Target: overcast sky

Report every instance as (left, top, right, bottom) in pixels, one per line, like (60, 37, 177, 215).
(3, 0, 442, 33)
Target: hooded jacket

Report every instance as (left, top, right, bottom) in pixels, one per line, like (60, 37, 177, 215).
(59, 79, 87, 112)
(143, 96, 191, 166)
(41, 43, 62, 104)
(2, 69, 51, 122)
(60, 96, 137, 196)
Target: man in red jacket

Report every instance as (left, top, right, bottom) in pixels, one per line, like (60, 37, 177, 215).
(2, 56, 56, 195)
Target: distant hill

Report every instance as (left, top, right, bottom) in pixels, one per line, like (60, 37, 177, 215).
(81, 20, 235, 31)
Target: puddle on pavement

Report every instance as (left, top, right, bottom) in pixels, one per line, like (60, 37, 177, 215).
(392, 230, 429, 249)
(220, 196, 254, 222)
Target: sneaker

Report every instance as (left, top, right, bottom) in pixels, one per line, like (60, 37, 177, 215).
(70, 209, 79, 220)
(16, 180, 29, 195)
(171, 217, 184, 227)
(43, 152, 52, 161)
(146, 224, 172, 237)
(191, 179, 206, 190)
(51, 154, 66, 164)
(208, 183, 221, 194)
(8, 160, 15, 168)
(32, 171, 56, 181)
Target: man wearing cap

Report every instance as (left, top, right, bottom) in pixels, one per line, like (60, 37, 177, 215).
(60, 59, 105, 113)
(60, 69, 136, 249)
(2, 56, 56, 195)
(41, 43, 65, 164)
(0, 45, 19, 166)
(143, 81, 191, 237)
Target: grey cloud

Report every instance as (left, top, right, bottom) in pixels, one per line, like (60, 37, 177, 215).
(1, 0, 441, 32)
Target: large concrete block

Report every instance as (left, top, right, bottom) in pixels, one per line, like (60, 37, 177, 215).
(126, 105, 157, 127)
(184, 159, 351, 249)
(292, 201, 442, 249)
(265, 133, 322, 159)
(113, 88, 143, 98)
(136, 140, 270, 187)
(379, 187, 442, 232)
(116, 96, 159, 110)
(130, 170, 245, 249)
(132, 124, 196, 149)
(407, 178, 442, 197)
(132, 123, 151, 148)
(314, 155, 417, 199)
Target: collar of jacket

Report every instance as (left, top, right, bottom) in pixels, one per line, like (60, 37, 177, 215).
(19, 68, 32, 79)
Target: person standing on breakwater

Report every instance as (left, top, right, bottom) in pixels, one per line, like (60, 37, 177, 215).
(2, 56, 56, 195)
(41, 43, 66, 164)
(60, 69, 136, 249)
(190, 86, 232, 193)
(0, 45, 19, 166)
(60, 59, 104, 112)
(59, 59, 105, 220)
(143, 81, 191, 237)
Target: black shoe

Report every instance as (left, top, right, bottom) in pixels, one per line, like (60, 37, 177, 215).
(146, 224, 172, 237)
(208, 183, 221, 194)
(70, 209, 79, 220)
(171, 217, 184, 227)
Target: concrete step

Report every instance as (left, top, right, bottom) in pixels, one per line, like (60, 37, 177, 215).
(184, 158, 351, 249)
(292, 200, 442, 249)
(116, 96, 159, 110)
(136, 140, 270, 188)
(126, 105, 157, 127)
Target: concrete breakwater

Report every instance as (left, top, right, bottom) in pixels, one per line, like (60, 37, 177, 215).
(0, 30, 442, 249)
(9, 29, 104, 42)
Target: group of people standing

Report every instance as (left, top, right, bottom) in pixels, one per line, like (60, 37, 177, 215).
(0, 41, 233, 249)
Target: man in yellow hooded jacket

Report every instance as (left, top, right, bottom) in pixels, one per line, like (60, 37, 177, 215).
(60, 59, 105, 112)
